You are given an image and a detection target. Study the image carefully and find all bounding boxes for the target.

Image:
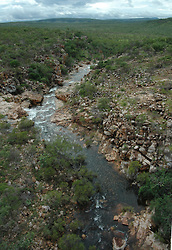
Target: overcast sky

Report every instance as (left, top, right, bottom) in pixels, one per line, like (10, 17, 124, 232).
(0, 0, 172, 23)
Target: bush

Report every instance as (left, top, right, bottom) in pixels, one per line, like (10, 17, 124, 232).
(0, 121, 10, 131)
(122, 206, 134, 213)
(0, 232, 34, 250)
(72, 178, 95, 206)
(135, 114, 147, 126)
(18, 117, 34, 131)
(136, 172, 149, 185)
(97, 97, 110, 111)
(10, 59, 20, 67)
(0, 114, 5, 119)
(92, 116, 103, 126)
(7, 118, 37, 145)
(128, 161, 141, 178)
(65, 56, 74, 67)
(58, 234, 85, 250)
(77, 81, 97, 99)
(152, 41, 165, 52)
(42, 217, 66, 240)
(28, 63, 53, 84)
(151, 195, 172, 242)
(69, 220, 82, 232)
(39, 136, 84, 182)
(8, 129, 30, 145)
(45, 190, 69, 209)
(0, 186, 21, 229)
(138, 168, 172, 242)
(0, 183, 9, 194)
(60, 64, 68, 75)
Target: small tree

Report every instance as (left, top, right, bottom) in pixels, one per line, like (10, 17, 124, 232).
(72, 178, 95, 206)
(127, 161, 141, 179)
(58, 234, 85, 250)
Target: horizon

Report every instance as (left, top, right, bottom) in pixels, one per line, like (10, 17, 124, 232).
(0, 16, 171, 25)
(0, 0, 172, 23)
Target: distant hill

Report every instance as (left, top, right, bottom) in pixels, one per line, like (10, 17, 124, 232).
(37, 18, 101, 23)
(36, 17, 158, 24)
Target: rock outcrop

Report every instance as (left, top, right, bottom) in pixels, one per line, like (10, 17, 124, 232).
(21, 91, 44, 106)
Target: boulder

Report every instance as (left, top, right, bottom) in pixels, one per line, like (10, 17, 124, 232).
(112, 237, 127, 250)
(0, 96, 17, 115)
(55, 86, 72, 102)
(22, 91, 43, 106)
(148, 143, 156, 154)
(7, 106, 28, 120)
(104, 130, 111, 136)
(51, 109, 72, 126)
(105, 148, 119, 162)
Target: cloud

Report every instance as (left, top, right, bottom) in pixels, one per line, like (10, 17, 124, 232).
(0, 0, 172, 22)
(128, 0, 133, 7)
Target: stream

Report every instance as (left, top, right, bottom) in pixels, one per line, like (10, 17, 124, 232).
(25, 64, 142, 249)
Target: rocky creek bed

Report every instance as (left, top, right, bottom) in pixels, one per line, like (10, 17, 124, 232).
(24, 63, 141, 249)
(0, 63, 170, 249)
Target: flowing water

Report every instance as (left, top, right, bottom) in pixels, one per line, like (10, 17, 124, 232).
(25, 64, 142, 249)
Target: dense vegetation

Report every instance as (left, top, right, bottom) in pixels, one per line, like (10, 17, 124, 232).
(138, 168, 172, 242)
(1, 18, 172, 93)
(0, 116, 97, 249)
(0, 17, 172, 247)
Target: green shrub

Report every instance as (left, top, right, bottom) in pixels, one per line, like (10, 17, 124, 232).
(138, 168, 172, 242)
(0, 121, 10, 131)
(135, 114, 147, 126)
(28, 63, 53, 84)
(7, 118, 37, 145)
(120, 100, 127, 107)
(69, 220, 82, 232)
(115, 58, 129, 73)
(97, 97, 110, 111)
(45, 190, 69, 209)
(128, 161, 141, 178)
(10, 59, 20, 67)
(85, 138, 92, 148)
(0, 232, 34, 250)
(42, 218, 66, 241)
(136, 172, 149, 185)
(65, 56, 74, 67)
(8, 129, 29, 145)
(60, 64, 68, 75)
(52, 219, 65, 240)
(0, 183, 9, 194)
(0, 114, 5, 119)
(72, 178, 95, 206)
(42, 166, 56, 181)
(77, 166, 95, 181)
(58, 234, 85, 250)
(151, 195, 172, 242)
(152, 41, 165, 52)
(0, 186, 21, 228)
(7, 148, 21, 163)
(122, 206, 134, 213)
(139, 168, 172, 201)
(77, 81, 97, 99)
(39, 136, 84, 182)
(124, 113, 133, 120)
(91, 116, 103, 128)
(18, 117, 34, 131)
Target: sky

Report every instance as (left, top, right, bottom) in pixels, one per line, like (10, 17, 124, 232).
(0, 0, 172, 23)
